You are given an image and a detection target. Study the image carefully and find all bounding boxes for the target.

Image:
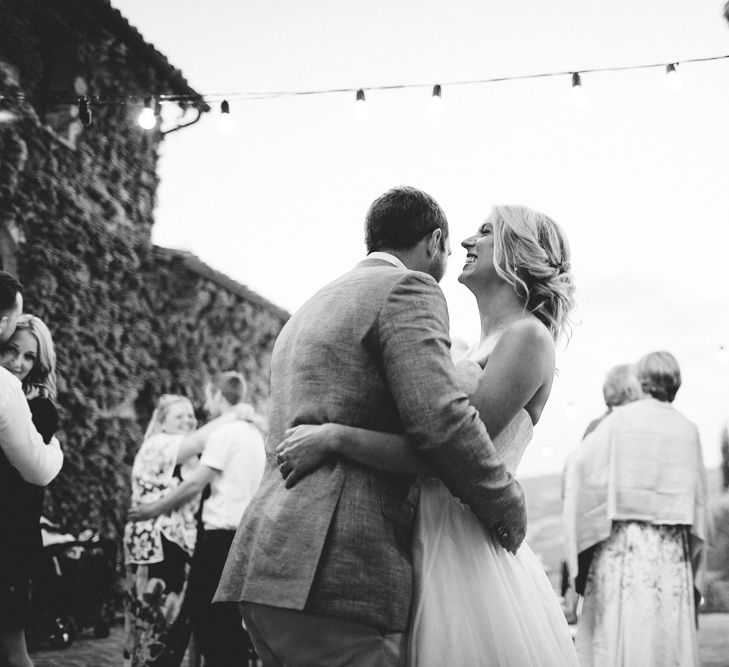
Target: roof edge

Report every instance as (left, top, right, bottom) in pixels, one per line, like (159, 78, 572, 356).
(154, 246, 290, 322)
(90, 0, 210, 109)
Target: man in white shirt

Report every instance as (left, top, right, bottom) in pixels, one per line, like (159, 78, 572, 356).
(129, 370, 265, 666)
(0, 271, 63, 666)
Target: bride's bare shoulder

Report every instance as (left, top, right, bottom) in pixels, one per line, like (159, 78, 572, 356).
(500, 318, 553, 350)
(489, 318, 555, 374)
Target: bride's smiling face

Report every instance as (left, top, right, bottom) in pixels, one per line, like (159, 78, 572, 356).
(458, 219, 499, 291)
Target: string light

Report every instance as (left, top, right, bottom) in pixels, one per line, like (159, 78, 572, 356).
(664, 63, 683, 92)
(428, 84, 444, 119)
(78, 96, 92, 126)
(138, 98, 156, 130)
(353, 89, 369, 121)
(218, 99, 234, 133)
(570, 72, 586, 108)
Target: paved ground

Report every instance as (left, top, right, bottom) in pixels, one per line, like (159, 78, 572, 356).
(29, 614, 729, 666)
(28, 625, 193, 667)
(699, 613, 729, 667)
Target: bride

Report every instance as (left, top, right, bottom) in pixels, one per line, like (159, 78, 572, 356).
(276, 204, 578, 665)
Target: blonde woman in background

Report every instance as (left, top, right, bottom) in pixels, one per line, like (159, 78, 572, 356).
(0, 313, 59, 666)
(276, 205, 579, 665)
(123, 394, 253, 667)
(0, 313, 58, 441)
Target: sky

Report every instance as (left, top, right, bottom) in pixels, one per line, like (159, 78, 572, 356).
(111, 0, 729, 477)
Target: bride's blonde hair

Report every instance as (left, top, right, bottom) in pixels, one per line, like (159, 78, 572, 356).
(490, 205, 576, 341)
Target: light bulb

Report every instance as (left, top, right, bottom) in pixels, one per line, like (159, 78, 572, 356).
(664, 64, 683, 93)
(719, 345, 729, 364)
(565, 402, 577, 419)
(570, 72, 586, 108)
(138, 99, 156, 130)
(219, 99, 234, 133)
(353, 89, 369, 121)
(428, 84, 444, 119)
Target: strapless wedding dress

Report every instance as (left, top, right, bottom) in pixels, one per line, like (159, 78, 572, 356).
(408, 360, 578, 666)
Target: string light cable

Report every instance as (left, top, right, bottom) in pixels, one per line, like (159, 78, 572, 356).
(192, 52, 728, 102)
(1, 52, 726, 129)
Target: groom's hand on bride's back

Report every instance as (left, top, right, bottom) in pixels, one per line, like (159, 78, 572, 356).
(492, 481, 527, 554)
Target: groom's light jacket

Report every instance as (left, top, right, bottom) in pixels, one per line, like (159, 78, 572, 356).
(214, 258, 524, 632)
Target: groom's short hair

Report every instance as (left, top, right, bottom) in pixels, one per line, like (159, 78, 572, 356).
(365, 186, 448, 253)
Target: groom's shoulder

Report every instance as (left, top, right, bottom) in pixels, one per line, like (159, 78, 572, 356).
(381, 267, 444, 300)
(291, 265, 444, 322)
(327, 262, 442, 296)
(362, 267, 445, 314)
(354, 262, 441, 291)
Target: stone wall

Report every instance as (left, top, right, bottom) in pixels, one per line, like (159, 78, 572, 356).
(0, 0, 287, 539)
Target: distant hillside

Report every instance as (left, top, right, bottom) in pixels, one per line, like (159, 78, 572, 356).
(518, 467, 724, 589)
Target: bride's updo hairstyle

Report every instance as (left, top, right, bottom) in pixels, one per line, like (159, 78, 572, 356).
(490, 204, 576, 341)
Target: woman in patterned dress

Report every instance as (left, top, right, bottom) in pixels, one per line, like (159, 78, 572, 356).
(123, 394, 251, 666)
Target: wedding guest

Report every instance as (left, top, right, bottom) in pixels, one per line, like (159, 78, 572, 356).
(0, 310, 60, 522)
(566, 351, 707, 666)
(130, 372, 266, 666)
(562, 363, 643, 602)
(0, 274, 63, 667)
(123, 394, 252, 667)
(581, 363, 642, 439)
(2, 314, 59, 439)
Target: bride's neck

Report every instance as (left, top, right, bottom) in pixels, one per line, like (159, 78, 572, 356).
(474, 285, 525, 343)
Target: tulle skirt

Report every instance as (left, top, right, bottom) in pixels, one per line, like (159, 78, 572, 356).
(409, 479, 578, 666)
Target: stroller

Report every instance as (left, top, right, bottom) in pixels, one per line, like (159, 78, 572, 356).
(29, 521, 118, 648)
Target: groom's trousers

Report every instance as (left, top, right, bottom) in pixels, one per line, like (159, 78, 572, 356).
(240, 601, 407, 667)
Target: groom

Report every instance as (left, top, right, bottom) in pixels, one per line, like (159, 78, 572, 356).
(215, 186, 527, 665)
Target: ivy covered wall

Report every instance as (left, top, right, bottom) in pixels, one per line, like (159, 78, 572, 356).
(0, 0, 287, 540)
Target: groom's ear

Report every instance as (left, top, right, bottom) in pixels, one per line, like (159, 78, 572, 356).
(427, 228, 442, 257)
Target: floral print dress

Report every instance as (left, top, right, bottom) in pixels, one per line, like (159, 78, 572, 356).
(576, 520, 699, 666)
(123, 433, 200, 666)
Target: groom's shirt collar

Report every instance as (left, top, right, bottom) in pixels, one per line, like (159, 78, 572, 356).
(366, 251, 407, 270)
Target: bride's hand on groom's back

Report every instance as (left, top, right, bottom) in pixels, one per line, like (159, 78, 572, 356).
(275, 424, 339, 489)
